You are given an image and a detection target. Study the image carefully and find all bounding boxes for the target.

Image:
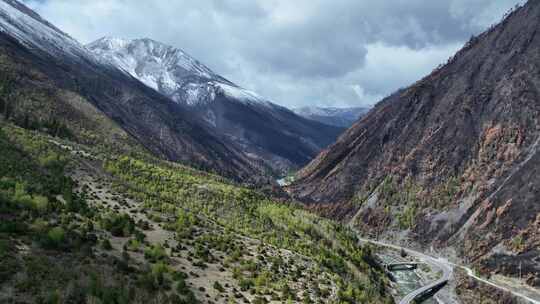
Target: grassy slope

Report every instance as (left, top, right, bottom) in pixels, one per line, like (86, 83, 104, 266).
(0, 122, 393, 304)
(0, 124, 165, 304)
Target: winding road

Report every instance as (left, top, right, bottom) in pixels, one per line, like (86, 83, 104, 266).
(398, 268, 449, 304)
(459, 265, 540, 304)
(357, 237, 452, 304)
(357, 237, 540, 304)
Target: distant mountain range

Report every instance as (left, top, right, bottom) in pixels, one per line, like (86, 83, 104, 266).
(292, 106, 369, 127)
(87, 37, 344, 174)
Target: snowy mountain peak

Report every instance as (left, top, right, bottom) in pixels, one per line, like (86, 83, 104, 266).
(87, 36, 215, 81)
(88, 37, 213, 77)
(87, 36, 268, 107)
(293, 106, 369, 127)
(87, 36, 130, 51)
(293, 106, 365, 116)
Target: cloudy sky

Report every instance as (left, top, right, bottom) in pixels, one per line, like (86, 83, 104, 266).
(25, 0, 524, 108)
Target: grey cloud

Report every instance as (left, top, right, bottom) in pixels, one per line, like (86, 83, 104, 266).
(24, 0, 525, 108)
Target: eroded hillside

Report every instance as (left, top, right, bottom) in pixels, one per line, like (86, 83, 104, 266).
(289, 1, 540, 287)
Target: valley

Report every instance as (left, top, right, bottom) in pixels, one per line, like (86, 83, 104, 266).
(0, 0, 539, 303)
(289, 1, 540, 298)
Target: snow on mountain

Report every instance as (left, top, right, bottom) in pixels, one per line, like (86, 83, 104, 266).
(293, 106, 369, 127)
(0, 0, 343, 178)
(87, 37, 271, 107)
(293, 106, 364, 117)
(217, 82, 266, 103)
(86, 37, 346, 174)
(0, 0, 95, 62)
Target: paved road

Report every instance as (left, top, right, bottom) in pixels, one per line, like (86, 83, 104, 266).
(459, 265, 540, 304)
(357, 237, 540, 304)
(398, 265, 450, 304)
(357, 237, 451, 304)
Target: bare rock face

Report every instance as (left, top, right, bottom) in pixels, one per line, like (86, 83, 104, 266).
(290, 0, 540, 285)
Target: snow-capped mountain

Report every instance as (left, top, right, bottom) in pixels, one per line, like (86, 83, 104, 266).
(293, 106, 369, 127)
(87, 37, 270, 107)
(0, 0, 343, 177)
(0, 0, 269, 182)
(88, 37, 344, 174)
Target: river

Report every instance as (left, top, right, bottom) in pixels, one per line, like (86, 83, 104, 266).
(378, 254, 437, 304)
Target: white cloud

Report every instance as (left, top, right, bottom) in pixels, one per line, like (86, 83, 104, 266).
(24, 0, 524, 108)
(354, 42, 463, 96)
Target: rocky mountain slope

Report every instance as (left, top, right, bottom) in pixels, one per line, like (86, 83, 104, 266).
(293, 106, 369, 127)
(290, 0, 540, 287)
(87, 37, 344, 174)
(0, 0, 272, 183)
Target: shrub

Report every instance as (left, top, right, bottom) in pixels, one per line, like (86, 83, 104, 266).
(239, 278, 254, 291)
(152, 262, 169, 276)
(255, 271, 270, 290)
(176, 279, 189, 294)
(152, 262, 169, 287)
(213, 281, 225, 293)
(126, 238, 141, 251)
(46, 227, 66, 248)
(32, 195, 49, 214)
(172, 271, 188, 282)
(101, 239, 113, 251)
(102, 213, 135, 237)
(144, 244, 166, 262)
(252, 296, 268, 304)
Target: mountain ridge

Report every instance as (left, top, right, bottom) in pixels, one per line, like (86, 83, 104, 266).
(290, 0, 540, 287)
(88, 36, 345, 174)
(0, 0, 271, 183)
